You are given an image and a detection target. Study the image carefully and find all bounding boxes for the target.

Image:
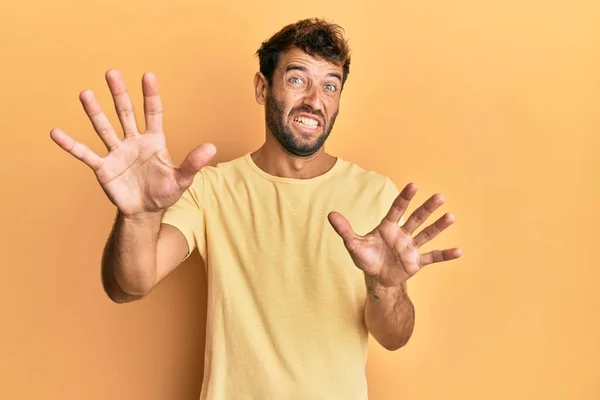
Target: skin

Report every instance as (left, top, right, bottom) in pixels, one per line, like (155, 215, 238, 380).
(251, 47, 341, 178)
(49, 47, 462, 350)
(328, 183, 462, 350)
(50, 70, 211, 302)
(252, 48, 462, 350)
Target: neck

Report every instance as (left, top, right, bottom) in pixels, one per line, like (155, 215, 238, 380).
(251, 136, 337, 179)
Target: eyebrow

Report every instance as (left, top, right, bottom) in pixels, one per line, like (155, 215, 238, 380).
(285, 65, 342, 82)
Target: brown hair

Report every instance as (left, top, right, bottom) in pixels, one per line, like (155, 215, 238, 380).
(256, 18, 351, 87)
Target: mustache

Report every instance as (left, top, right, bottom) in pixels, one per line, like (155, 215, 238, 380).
(290, 105, 325, 122)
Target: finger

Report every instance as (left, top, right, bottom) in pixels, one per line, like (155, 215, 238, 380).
(382, 182, 417, 225)
(327, 211, 359, 250)
(419, 247, 462, 267)
(142, 72, 163, 133)
(50, 128, 104, 170)
(174, 143, 218, 189)
(79, 90, 121, 150)
(105, 69, 139, 137)
(413, 212, 456, 247)
(402, 193, 444, 235)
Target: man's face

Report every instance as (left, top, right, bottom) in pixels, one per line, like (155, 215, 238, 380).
(264, 47, 344, 157)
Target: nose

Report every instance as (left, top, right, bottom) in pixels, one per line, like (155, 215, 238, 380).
(301, 84, 323, 111)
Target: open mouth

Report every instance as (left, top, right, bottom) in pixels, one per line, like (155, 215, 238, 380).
(292, 115, 321, 131)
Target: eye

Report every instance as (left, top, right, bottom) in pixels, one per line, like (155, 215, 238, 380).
(324, 84, 337, 92)
(290, 77, 304, 84)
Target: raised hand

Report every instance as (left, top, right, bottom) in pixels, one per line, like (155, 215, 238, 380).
(328, 183, 462, 287)
(50, 69, 216, 217)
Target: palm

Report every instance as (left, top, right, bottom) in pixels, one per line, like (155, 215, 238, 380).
(96, 133, 181, 214)
(346, 225, 420, 286)
(50, 69, 216, 216)
(328, 183, 462, 287)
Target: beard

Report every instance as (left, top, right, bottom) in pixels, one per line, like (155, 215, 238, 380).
(265, 90, 338, 157)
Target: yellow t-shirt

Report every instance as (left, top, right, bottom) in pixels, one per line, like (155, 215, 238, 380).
(162, 153, 400, 400)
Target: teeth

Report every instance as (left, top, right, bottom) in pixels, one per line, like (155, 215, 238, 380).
(294, 116, 318, 128)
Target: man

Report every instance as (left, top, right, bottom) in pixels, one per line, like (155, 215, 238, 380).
(50, 18, 461, 400)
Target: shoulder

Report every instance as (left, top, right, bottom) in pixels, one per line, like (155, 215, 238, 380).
(334, 157, 398, 195)
(203, 154, 247, 177)
(329, 157, 401, 229)
(189, 153, 249, 189)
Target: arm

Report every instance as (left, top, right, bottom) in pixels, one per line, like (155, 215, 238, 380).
(101, 211, 189, 303)
(49, 69, 215, 304)
(364, 276, 415, 351)
(328, 182, 461, 351)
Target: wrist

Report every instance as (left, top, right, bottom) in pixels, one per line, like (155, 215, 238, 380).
(364, 274, 406, 301)
(119, 209, 164, 224)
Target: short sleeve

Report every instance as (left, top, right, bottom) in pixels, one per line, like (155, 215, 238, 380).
(382, 177, 405, 226)
(161, 171, 207, 261)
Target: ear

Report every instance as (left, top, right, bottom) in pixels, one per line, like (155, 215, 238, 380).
(253, 72, 268, 105)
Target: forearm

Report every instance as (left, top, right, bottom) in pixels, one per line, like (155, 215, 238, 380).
(364, 275, 415, 351)
(101, 210, 163, 302)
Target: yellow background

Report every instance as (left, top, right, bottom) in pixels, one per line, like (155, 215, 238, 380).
(1, 0, 598, 398)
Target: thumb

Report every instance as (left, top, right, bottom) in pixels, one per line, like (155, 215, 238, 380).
(327, 211, 358, 250)
(175, 143, 217, 188)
